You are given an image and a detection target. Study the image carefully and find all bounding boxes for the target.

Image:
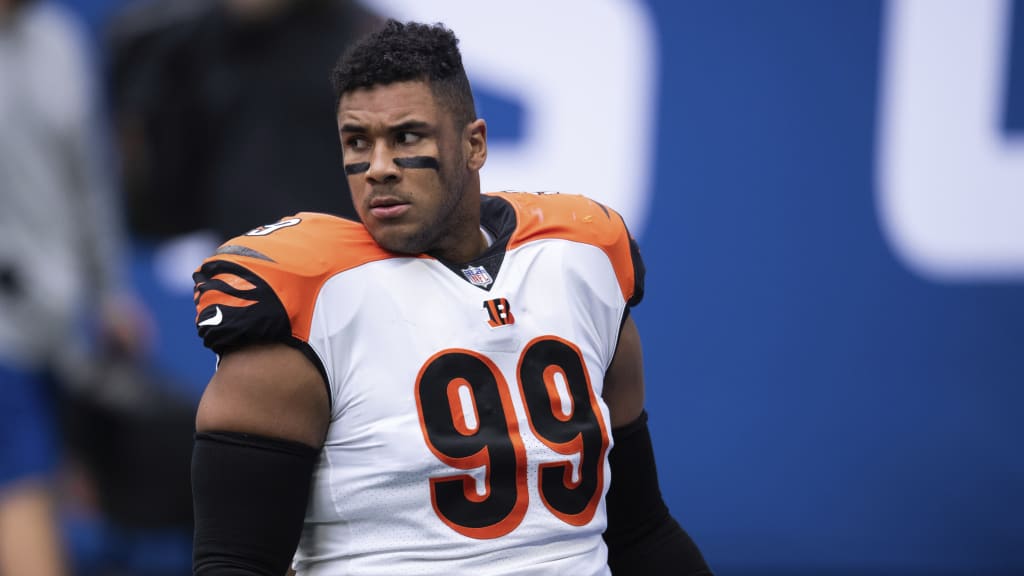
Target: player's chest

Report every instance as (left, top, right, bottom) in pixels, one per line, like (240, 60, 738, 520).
(319, 252, 592, 357)
(314, 250, 611, 439)
(315, 256, 614, 537)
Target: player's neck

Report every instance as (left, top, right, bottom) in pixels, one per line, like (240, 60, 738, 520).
(431, 179, 488, 263)
(432, 219, 489, 264)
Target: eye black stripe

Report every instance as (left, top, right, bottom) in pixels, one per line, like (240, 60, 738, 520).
(345, 156, 440, 175)
(345, 162, 370, 175)
(394, 156, 440, 170)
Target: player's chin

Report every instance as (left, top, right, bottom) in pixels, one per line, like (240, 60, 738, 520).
(368, 222, 430, 255)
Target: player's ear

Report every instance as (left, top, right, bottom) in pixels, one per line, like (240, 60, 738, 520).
(464, 118, 487, 171)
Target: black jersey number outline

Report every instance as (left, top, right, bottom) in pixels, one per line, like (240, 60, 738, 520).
(414, 336, 610, 539)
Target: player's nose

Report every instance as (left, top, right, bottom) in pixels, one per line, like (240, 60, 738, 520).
(366, 144, 400, 185)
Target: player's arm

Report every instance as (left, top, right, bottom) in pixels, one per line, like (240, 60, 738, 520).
(601, 315, 712, 575)
(192, 343, 329, 576)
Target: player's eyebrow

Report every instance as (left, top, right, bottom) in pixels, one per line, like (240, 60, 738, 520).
(339, 123, 366, 135)
(389, 120, 432, 133)
(340, 120, 433, 135)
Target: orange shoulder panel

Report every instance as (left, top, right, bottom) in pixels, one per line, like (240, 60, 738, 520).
(198, 212, 396, 342)
(491, 192, 637, 303)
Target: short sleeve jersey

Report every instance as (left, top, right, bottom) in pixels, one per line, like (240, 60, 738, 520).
(193, 192, 644, 575)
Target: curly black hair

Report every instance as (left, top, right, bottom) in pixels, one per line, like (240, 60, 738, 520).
(331, 20, 477, 129)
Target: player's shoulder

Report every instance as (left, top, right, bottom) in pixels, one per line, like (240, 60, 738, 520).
(489, 192, 644, 306)
(192, 213, 394, 352)
(488, 191, 631, 250)
(211, 212, 389, 278)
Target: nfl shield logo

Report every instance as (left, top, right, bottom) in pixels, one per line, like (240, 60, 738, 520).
(461, 265, 493, 288)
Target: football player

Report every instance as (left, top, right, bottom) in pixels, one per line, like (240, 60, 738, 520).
(191, 19, 711, 575)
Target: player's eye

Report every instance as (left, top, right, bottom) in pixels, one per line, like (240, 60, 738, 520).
(396, 132, 422, 146)
(346, 136, 369, 151)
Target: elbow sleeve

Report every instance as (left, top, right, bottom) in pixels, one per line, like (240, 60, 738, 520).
(192, 431, 319, 576)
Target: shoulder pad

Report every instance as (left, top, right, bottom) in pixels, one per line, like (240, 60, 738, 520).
(490, 192, 644, 306)
(193, 213, 393, 352)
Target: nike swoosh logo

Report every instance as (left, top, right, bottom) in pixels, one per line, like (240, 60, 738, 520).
(198, 306, 224, 327)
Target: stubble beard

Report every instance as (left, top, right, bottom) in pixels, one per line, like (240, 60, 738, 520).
(379, 158, 467, 257)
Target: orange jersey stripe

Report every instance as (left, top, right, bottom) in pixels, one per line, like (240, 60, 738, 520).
(209, 272, 259, 292)
(195, 291, 259, 312)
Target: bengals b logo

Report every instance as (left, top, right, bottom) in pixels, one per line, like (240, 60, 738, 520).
(484, 298, 515, 327)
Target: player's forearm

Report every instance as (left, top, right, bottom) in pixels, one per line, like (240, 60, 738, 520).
(605, 513, 712, 576)
(602, 412, 712, 575)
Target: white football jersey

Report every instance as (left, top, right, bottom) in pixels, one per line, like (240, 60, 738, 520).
(194, 192, 644, 575)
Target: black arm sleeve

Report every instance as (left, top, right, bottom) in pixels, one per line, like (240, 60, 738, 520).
(192, 431, 319, 575)
(603, 412, 712, 575)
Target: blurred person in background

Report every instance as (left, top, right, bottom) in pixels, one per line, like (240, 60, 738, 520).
(0, 0, 161, 573)
(107, 0, 380, 243)
(0, 0, 143, 573)
(25, 1, 382, 572)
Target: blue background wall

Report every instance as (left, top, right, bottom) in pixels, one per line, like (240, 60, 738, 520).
(640, 2, 1024, 574)
(61, 0, 1024, 574)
